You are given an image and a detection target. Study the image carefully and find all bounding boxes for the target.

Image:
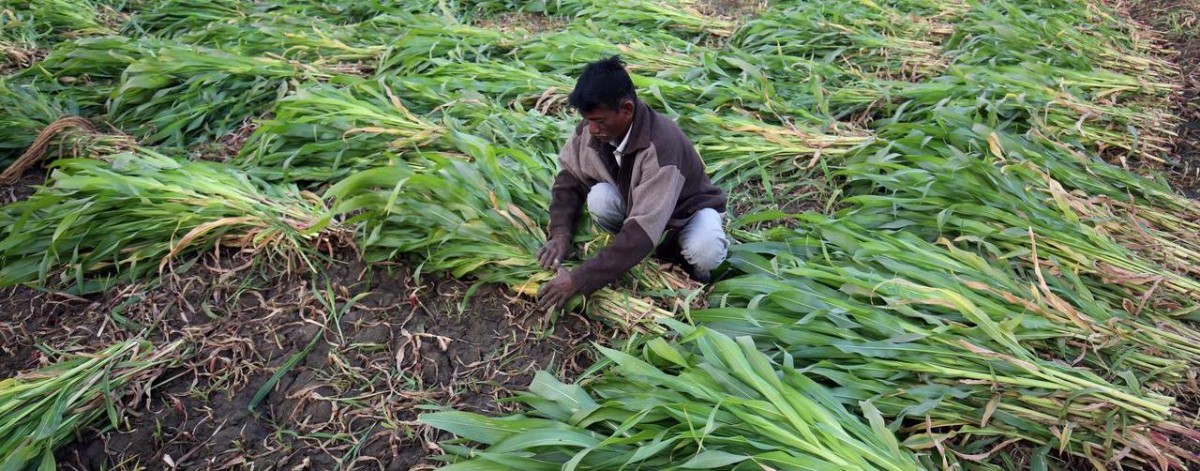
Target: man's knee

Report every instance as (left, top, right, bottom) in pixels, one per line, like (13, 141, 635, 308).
(587, 183, 625, 234)
(680, 208, 728, 272)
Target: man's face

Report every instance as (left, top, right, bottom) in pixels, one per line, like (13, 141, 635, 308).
(581, 100, 634, 143)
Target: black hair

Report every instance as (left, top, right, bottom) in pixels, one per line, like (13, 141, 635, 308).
(567, 55, 637, 113)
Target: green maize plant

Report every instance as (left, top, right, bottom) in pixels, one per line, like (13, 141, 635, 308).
(422, 324, 921, 470)
(2, 0, 1199, 468)
(274, 0, 429, 24)
(731, 0, 951, 81)
(812, 214, 1200, 381)
(512, 27, 702, 75)
(108, 44, 336, 147)
(34, 35, 161, 80)
(26, 35, 164, 115)
(871, 102, 1180, 212)
(945, 0, 1171, 79)
(324, 133, 681, 327)
(390, 59, 572, 107)
(5, 0, 117, 40)
(444, 0, 569, 17)
(887, 65, 1175, 159)
(839, 122, 1200, 312)
(695, 227, 1198, 468)
(163, 13, 386, 67)
(324, 139, 554, 294)
(1, 8, 42, 68)
(625, 71, 819, 124)
(684, 110, 874, 187)
(120, 0, 245, 37)
(457, 0, 737, 37)
(0, 338, 181, 470)
(370, 13, 515, 76)
(235, 78, 443, 183)
(426, 95, 575, 155)
(0, 147, 334, 294)
(562, 0, 737, 39)
(0, 78, 80, 167)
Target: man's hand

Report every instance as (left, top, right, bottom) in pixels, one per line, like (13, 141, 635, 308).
(536, 237, 571, 270)
(537, 267, 576, 311)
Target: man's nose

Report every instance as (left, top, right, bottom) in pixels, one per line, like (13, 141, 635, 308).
(588, 122, 602, 135)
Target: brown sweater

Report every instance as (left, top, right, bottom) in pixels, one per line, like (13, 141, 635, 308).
(548, 100, 726, 295)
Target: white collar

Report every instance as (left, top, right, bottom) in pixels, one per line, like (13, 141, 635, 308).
(611, 124, 633, 155)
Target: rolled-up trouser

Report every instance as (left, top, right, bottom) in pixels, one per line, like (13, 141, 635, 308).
(586, 182, 729, 273)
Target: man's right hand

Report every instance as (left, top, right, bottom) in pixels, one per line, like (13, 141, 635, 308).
(536, 237, 571, 270)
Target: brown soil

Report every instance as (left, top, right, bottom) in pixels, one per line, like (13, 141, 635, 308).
(1122, 0, 1200, 467)
(1124, 0, 1200, 195)
(695, 0, 769, 19)
(474, 12, 566, 34)
(0, 248, 601, 470)
(726, 176, 833, 232)
(0, 167, 45, 205)
(0, 47, 46, 75)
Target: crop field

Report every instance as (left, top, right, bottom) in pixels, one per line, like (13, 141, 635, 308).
(2, 0, 1200, 469)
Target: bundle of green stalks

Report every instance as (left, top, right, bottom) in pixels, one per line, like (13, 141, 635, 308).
(325, 136, 680, 327)
(0, 146, 334, 294)
(235, 78, 442, 183)
(1, 8, 43, 70)
(25, 35, 164, 117)
(426, 94, 575, 155)
(5, 0, 117, 41)
(0, 78, 81, 167)
(109, 44, 335, 147)
(889, 64, 1176, 159)
(0, 338, 181, 470)
(964, 122, 1200, 274)
(731, 0, 950, 81)
(120, 0, 245, 37)
(562, 0, 737, 38)
(819, 214, 1197, 382)
(0, 116, 135, 186)
(945, 0, 1171, 80)
(276, 0, 428, 24)
(422, 324, 920, 470)
(512, 27, 702, 75)
(684, 110, 874, 186)
(324, 139, 551, 292)
(727, 57, 896, 123)
(624, 71, 813, 125)
(696, 223, 1199, 468)
(168, 13, 386, 67)
(370, 13, 515, 76)
(841, 120, 1200, 313)
(873, 104, 1181, 214)
(387, 59, 572, 106)
(462, 0, 735, 38)
(33, 35, 162, 81)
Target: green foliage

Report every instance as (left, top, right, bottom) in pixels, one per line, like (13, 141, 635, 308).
(423, 325, 921, 470)
(0, 147, 330, 294)
(0, 339, 178, 471)
(2, 0, 1198, 468)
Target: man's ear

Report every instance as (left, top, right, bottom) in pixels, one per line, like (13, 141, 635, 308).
(620, 99, 635, 117)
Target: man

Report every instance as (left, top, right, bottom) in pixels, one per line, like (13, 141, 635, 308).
(536, 56, 729, 310)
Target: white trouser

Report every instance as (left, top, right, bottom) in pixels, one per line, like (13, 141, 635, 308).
(586, 182, 728, 272)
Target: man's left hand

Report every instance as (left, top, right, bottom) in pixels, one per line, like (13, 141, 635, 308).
(537, 267, 577, 311)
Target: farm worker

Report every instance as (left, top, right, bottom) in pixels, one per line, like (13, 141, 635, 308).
(535, 56, 729, 310)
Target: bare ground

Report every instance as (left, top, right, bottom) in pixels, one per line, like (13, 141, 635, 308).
(1124, 0, 1200, 195)
(0, 248, 604, 470)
